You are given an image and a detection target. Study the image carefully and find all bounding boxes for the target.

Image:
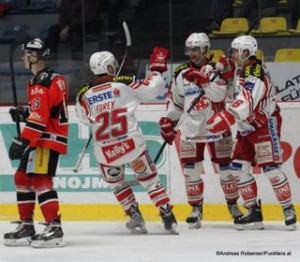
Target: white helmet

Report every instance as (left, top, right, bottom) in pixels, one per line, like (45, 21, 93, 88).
(89, 51, 119, 76)
(231, 35, 258, 61)
(185, 33, 210, 54)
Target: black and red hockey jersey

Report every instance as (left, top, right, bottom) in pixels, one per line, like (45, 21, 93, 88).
(21, 68, 68, 154)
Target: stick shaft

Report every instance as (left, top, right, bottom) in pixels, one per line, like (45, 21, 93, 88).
(154, 90, 204, 164)
(9, 31, 29, 135)
(73, 134, 92, 173)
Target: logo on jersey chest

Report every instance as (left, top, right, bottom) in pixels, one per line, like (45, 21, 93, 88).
(192, 96, 210, 110)
(88, 90, 113, 105)
(102, 139, 135, 163)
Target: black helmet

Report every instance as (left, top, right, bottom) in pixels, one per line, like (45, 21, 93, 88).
(22, 38, 50, 59)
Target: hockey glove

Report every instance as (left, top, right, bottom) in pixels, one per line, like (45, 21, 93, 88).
(183, 68, 208, 87)
(9, 106, 30, 123)
(215, 55, 235, 81)
(159, 117, 177, 145)
(251, 111, 268, 129)
(149, 47, 169, 73)
(9, 137, 30, 160)
(206, 111, 235, 133)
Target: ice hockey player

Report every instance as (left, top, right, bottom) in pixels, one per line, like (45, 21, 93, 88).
(207, 35, 297, 231)
(4, 38, 68, 247)
(75, 47, 178, 234)
(159, 32, 243, 229)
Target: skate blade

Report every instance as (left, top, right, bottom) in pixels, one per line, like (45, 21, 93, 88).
(234, 222, 264, 231)
(31, 238, 65, 248)
(165, 228, 179, 235)
(164, 223, 179, 235)
(286, 223, 297, 231)
(4, 237, 32, 247)
(128, 226, 148, 234)
(187, 221, 201, 229)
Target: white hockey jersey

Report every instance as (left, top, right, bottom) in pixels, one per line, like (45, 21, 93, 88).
(76, 72, 166, 165)
(166, 61, 228, 142)
(228, 59, 277, 135)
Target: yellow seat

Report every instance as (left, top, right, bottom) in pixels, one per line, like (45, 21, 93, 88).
(210, 18, 249, 37)
(274, 48, 300, 62)
(251, 17, 290, 36)
(233, 0, 243, 7)
(277, 0, 288, 5)
(209, 49, 225, 62)
(289, 19, 300, 34)
(255, 49, 264, 61)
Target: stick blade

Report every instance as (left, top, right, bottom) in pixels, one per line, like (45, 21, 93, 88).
(122, 21, 132, 47)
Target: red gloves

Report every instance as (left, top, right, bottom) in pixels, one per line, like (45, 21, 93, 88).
(206, 111, 235, 133)
(215, 55, 235, 81)
(149, 47, 169, 73)
(183, 68, 209, 87)
(251, 111, 268, 128)
(159, 117, 177, 144)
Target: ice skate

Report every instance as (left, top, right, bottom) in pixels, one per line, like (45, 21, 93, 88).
(4, 220, 35, 246)
(234, 200, 264, 230)
(283, 205, 297, 231)
(31, 219, 65, 248)
(159, 204, 179, 234)
(186, 205, 202, 229)
(227, 202, 244, 227)
(126, 203, 147, 234)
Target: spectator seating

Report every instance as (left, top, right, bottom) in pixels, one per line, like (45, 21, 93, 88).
(20, 0, 57, 13)
(289, 19, 300, 34)
(209, 49, 225, 62)
(256, 49, 264, 61)
(0, 0, 18, 8)
(251, 16, 290, 36)
(276, 0, 288, 6)
(233, 0, 243, 7)
(274, 48, 300, 62)
(0, 24, 29, 44)
(209, 18, 249, 37)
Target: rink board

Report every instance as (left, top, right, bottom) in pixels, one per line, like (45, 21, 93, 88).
(0, 203, 299, 222)
(0, 103, 300, 221)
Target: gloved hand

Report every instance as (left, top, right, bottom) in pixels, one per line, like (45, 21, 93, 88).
(9, 106, 30, 123)
(183, 68, 208, 87)
(159, 117, 177, 145)
(215, 55, 235, 81)
(251, 111, 268, 129)
(9, 137, 30, 160)
(149, 47, 169, 73)
(206, 111, 235, 133)
(215, 55, 228, 71)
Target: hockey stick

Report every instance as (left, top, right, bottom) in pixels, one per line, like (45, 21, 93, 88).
(116, 21, 132, 76)
(245, 6, 289, 35)
(153, 53, 214, 164)
(125, 84, 206, 187)
(154, 89, 204, 164)
(73, 21, 132, 173)
(9, 30, 30, 135)
(211, 6, 290, 82)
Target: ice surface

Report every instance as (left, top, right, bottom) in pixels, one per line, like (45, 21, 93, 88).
(0, 221, 299, 262)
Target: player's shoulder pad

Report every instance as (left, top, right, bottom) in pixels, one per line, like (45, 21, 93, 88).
(76, 83, 91, 101)
(242, 59, 264, 80)
(112, 75, 134, 85)
(174, 63, 189, 79)
(30, 68, 60, 88)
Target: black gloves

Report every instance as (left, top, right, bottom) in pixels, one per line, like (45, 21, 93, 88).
(9, 106, 30, 123)
(9, 137, 30, 160)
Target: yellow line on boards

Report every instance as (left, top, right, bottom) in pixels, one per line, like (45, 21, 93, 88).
(0, 204, 298, 221)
